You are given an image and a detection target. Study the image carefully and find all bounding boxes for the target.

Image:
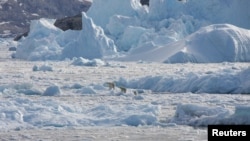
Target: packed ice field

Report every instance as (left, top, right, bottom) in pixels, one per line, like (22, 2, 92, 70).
(0, 40, 250, 140)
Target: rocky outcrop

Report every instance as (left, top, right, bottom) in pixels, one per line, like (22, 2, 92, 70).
(12, 0, 91, 41)
(14, 13, 83, 41)
(0, 0, 91, 38)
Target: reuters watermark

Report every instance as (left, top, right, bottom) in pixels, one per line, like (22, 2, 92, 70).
(208, 125, 250, 140)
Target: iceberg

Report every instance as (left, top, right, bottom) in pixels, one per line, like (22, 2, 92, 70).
(15, 18, 63, 60)
(15, 13, 117, 61)
(14, 0, 250, 63)
(61, 12, 117, 59)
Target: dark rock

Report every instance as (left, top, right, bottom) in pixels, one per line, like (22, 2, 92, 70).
(13, 31, 29, 41)
(54, 14, 82, 31)
(140, 0, 149, 6)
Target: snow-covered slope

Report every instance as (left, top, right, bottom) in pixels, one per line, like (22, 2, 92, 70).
(123, 24, 250, 63)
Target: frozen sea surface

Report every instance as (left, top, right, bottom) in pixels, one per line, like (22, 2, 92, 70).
(1, 41, 250, 140)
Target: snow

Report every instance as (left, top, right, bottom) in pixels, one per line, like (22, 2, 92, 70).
(42, 85, 61, 96)
(120, 65, 250, 94)
(33, 64, 53, 72)
(172, 103, 231, 126)
(0, 22, 10, 25)
(0, 0, 8, 5)
(71, 57, 108, 67)
(172, 104, 250, 126)
(121, 24, 250, 63)
(1, 0, 250, 140)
